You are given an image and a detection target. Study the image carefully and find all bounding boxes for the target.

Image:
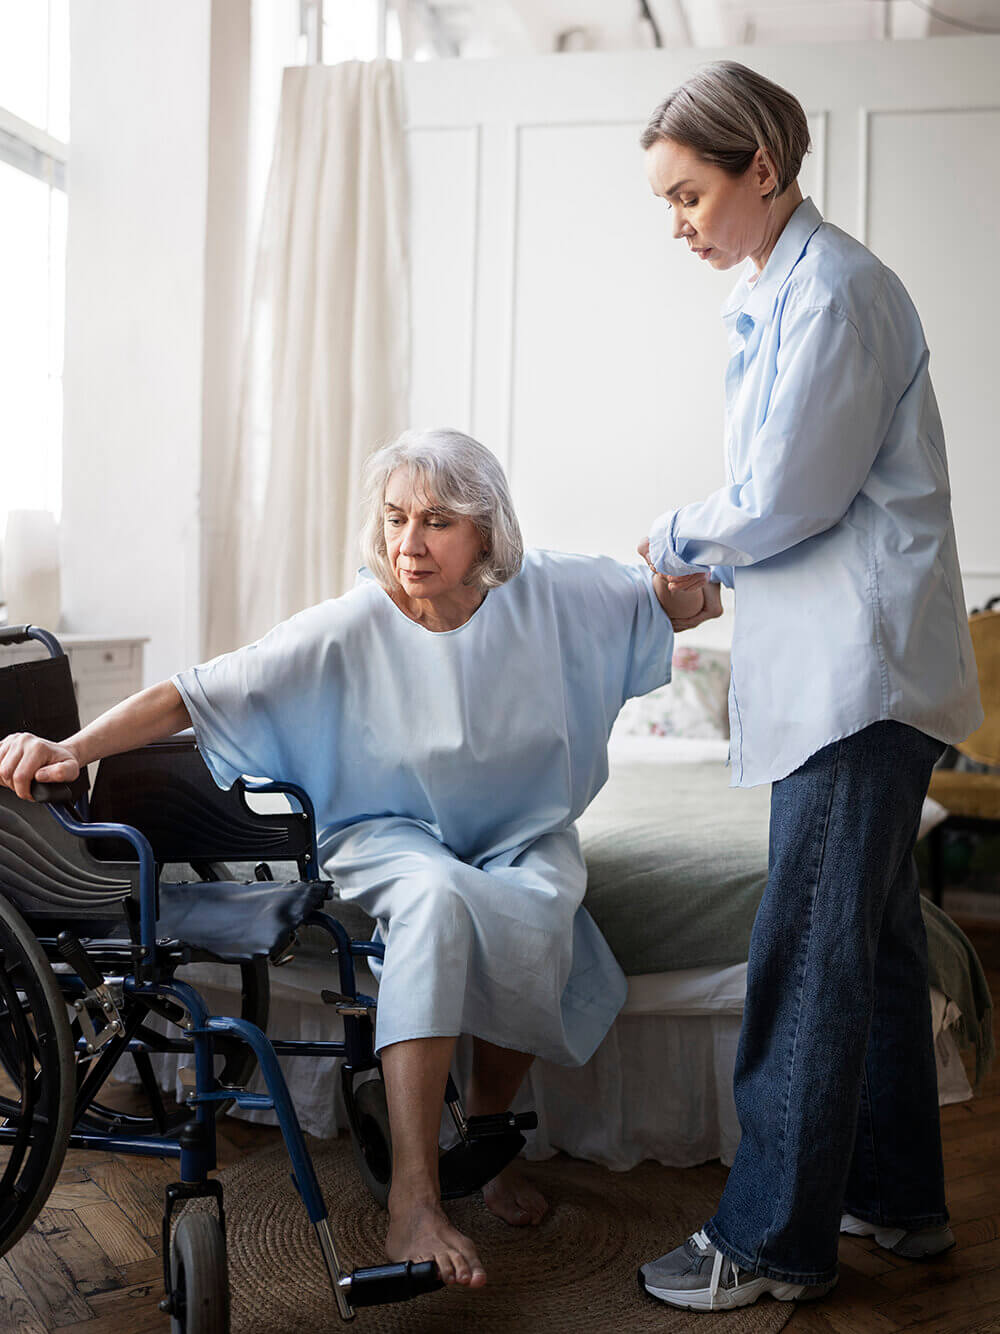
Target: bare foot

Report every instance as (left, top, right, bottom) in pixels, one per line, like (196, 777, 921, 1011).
(482, 1162, 548, 1227)
(386, 1192, 487, 1288)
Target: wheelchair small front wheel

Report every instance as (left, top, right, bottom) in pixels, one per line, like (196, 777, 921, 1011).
(169, 1212, 230, 1334)
(349, 1075, 393, 1208)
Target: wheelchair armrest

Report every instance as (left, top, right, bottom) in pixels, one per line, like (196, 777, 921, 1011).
(37, 800, 160, 960)
(241, 777, 316, 821)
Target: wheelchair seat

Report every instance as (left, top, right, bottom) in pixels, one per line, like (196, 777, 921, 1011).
(157, 876, 328, 961)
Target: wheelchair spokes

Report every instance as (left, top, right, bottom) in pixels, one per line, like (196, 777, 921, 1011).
(0, 896, 74, 1255)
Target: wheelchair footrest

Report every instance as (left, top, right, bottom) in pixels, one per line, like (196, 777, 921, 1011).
(438, 1129, 527, 1200)
(465, 1111, 538, 1137)
(344, 1261, 442, 1308)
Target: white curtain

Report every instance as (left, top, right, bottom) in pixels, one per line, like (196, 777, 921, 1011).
(203, 60, 409, 658)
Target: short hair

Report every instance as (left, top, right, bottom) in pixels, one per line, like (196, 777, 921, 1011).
(639, 61, 810, 198)
(360, 428, 524, 594)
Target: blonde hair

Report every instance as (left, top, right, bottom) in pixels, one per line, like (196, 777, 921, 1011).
(640, 61, 810, 197)
(360, 428, 524, 593)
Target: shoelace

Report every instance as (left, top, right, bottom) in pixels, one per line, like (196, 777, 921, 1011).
(691, 1230, 740, 1307)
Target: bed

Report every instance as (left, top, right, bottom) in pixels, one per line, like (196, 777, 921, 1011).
(143, 718, 994, 1172)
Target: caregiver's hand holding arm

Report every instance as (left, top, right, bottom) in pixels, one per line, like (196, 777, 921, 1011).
(639, 538, 724, 632)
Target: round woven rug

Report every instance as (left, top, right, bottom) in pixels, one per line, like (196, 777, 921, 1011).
(202, 1138, 794, 1334)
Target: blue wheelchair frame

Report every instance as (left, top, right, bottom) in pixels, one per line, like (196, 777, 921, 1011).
(2, 626, 439, 1321)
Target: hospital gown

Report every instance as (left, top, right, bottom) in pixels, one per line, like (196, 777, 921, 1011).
(173, 548, 674, 1066)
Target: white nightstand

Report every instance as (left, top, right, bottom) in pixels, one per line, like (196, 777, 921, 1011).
(0, 634, 147, 728)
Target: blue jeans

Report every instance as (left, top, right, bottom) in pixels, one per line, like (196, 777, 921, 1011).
(706, 721, 947, 1285)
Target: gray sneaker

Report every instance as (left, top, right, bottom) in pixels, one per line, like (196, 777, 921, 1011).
(638, 1229, 838, 1312)
(840, 1213, 956, 1259)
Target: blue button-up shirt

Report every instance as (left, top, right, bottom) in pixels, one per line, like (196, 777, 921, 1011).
(648, 197, 982, 787)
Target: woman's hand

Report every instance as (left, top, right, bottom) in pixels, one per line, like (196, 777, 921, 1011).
(653, 572, 707, 624)
(0, 733, 81, 801)
(640, 537, 724, 631)
(637, 538, 707, 592)
(670, 579, 724, 632)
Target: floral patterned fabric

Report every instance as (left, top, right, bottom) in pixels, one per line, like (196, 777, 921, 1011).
(614, 646, 731, 740)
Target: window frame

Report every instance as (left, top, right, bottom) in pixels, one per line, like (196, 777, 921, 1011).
(0, 104, 66, 190)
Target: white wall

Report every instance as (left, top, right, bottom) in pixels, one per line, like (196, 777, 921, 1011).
(61, 31, 1000, 680)
(62, 1, 213, 684)
(404, 37, 1000, 640)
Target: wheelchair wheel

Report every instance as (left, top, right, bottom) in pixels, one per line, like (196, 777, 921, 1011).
(169, 1212, 230, 1334)
(0, 895, 74, 1255)
(349, 1075, 393, 1208)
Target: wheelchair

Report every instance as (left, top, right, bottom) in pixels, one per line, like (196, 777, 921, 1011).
(0, 626, 535, 1329)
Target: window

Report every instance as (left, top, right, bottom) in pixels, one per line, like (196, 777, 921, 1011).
(0, 0, 69, 525)
(321, 0, 402, 63)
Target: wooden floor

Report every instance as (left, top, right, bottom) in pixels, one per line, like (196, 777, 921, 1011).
(2, 919, 998, 1334)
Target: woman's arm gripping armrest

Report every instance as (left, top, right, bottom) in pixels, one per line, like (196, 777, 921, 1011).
(0, 680, 191, 800)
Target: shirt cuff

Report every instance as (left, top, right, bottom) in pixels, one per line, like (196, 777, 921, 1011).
(647, 510, 703, 577)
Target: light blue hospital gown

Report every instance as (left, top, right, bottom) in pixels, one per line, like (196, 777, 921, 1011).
(173, 549, 674, 1066)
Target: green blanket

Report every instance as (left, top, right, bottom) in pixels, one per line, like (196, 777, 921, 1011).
(579, 761, 994, 1085)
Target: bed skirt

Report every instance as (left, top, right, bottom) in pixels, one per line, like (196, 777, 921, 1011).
(124, 958, 971, 1171)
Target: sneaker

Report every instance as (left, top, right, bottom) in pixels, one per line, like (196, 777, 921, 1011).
(840, 1213, 955, 1259)
(638, 1229, 838, 1312)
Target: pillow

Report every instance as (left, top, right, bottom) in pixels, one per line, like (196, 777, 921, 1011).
(615, 645, 731, 740)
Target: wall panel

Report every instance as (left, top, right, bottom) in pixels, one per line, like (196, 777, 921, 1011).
(866, 107, 999, 574)
(408, 126, 480, 432)
(403, 38, 1000, 636)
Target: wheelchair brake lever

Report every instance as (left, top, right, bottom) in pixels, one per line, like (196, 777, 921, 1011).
(58, 931, 126, 1054)
(57, 930, 104, 992)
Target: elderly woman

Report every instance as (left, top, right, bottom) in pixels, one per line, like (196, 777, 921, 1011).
(634, 63, 983, 1313)
(0, 428, 707, 1290)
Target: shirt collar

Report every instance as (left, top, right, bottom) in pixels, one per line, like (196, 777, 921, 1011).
(720, 196, 823, 324)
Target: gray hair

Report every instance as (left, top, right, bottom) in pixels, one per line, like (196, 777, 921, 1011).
(640, 61, 810, 198)
(360, 428, 524, 593)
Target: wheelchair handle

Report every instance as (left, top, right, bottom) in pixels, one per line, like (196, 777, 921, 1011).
(0, 624, 64, 656)
(0, 625, 32, 645)
(30, 780, 75, 804)
(342, 1261, 443, 1308)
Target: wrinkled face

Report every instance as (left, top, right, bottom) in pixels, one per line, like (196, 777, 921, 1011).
(644, 137, 774, 271)
(383, 469, 485, 601)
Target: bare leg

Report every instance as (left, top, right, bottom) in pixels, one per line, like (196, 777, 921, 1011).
(467, 1038, 548, 1227)
(381, 1036, 487, 1288)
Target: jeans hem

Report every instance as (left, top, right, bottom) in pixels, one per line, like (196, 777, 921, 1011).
(704, 1219, 839, 1287)
(842, 1204, 950, 1230)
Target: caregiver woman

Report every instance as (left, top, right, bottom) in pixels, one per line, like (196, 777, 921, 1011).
(635, 62, 983, 1313)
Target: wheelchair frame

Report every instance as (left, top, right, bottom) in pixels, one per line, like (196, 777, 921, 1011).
(0, 625, 530, 1327)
